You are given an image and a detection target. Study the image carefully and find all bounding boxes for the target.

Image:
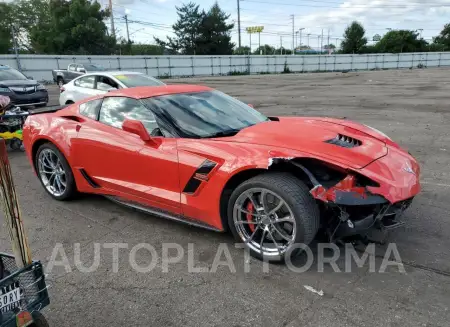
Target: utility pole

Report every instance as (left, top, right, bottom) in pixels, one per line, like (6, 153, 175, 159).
(237, 0, 241, 48)
(327, 28, 330, 53)
(280, 36, 283, 55)
(295, 31, 299, 49)
(321, 29, 324, 54)
(125, 15, 130, 43)
(317, 35, 320, 52)
(299, 28, 305, 52)
(109, 0, 115, 38)
(249, 33, 252, 54)
(258, 31, 261, 54)
(418, 28, 423, 39)
(291, 15, 295, 55)
(10, 23, 21, 71)
(307, 33, 311, 48)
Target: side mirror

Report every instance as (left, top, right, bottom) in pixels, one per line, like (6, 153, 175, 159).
(248, 104, 254, 108)
(77, 68, 86, 73)
(27, 76, 34, 80)
(122, 119, 151, 141)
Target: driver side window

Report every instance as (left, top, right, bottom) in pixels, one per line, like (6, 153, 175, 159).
(99, 97, 159, 135)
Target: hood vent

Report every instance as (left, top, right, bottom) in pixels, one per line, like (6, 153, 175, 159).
(326, 134, 362, 148)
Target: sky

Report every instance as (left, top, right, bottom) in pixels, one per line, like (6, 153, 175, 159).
(102, 0, 450, 50)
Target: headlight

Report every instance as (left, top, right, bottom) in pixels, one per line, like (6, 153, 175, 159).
(0, 87, 11, 93)
(364, 124, 391, 140)
(36, 84, 46, 90)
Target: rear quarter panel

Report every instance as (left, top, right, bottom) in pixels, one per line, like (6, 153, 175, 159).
(23, 108, 80, 171)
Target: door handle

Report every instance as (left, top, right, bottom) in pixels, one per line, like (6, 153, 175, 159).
(76, 124, 81, 132)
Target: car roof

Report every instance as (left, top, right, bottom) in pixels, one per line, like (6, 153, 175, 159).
(80, 71, 145, 78)
(107, 84, 213, 99)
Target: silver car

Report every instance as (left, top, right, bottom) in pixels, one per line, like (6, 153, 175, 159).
(59, 71, 165, 105)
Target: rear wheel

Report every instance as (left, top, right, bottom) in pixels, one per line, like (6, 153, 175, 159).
(35, 143, 76, 200)
(228, 172, 320, 262)
(56, 77, 64, 87)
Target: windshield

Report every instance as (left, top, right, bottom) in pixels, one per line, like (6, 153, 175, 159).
(83, 64, 106, 71)
(0, 68, 27, 81)
(113, 74, 165, 87)
(142, 90, 269, 138)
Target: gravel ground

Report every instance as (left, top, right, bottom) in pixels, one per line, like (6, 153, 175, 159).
(2, 68, 450, 326)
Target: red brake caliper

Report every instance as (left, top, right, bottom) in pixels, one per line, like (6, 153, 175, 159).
(246, 202, 256, 232)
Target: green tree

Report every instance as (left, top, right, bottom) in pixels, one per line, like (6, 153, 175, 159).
(196, 2, 234, 55)
(341, 21, 367, 54)
(433, 24, 450, 51)
(29, 0, 115, 54)
(0, 3, 13, 53)
(360, 45, 379, 54)
(14, 0, 51, 52)
(130, 44, 165, 55)
(324, 44, 336, 51)
(233, 46, 250, 55)
(155, 2, 204, 55)
(253, 44, 275, 55)
(376, 30, 427, 53)
(275, 47, 292, 55)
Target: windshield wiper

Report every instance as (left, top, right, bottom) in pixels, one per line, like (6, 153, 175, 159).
(202, 129, 241, 138)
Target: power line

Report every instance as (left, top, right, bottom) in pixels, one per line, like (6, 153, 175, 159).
(241, 0, 450, 9)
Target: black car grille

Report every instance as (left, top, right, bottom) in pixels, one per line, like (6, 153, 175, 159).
(9, 86, 36, 95)
(325, 134, 362, 148)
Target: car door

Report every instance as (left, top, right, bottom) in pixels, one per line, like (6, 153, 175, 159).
(95, 75, 119, 94)
(67, 64, 78, 80)
(72, 96, 181, 213)
(72, 75, 100, 102)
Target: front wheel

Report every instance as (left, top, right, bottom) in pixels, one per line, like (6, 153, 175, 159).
(31, 311, 50, 327)
(35, 143, 76, 200)
(228, 173, 320, 262)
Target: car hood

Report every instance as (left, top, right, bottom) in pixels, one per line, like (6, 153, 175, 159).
(217, 117, 389, 169)
(0, 79, 38, 87)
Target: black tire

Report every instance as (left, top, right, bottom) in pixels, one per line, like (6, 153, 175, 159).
(56, 77, 64, 87)
(35, 142, 77, 200)
(227, 172, 320, 262)
(65, 100, 74, 105)
(31, 311, 50, 327)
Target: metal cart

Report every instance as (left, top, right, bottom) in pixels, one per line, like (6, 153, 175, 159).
(0, 253, 49, 327)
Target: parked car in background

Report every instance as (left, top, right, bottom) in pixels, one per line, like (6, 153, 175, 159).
(52, 63, 106, 87)
(0, 64, 48, 108)
(59, 71, 165, 105)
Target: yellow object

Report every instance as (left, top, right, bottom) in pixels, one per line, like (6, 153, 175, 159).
(246, 26, 264, 34)
(0, 131, 23, 140)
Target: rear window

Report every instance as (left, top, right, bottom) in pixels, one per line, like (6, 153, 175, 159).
(113, 74, 165, 87)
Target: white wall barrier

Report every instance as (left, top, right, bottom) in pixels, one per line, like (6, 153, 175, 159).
(1, 52, 449, 82)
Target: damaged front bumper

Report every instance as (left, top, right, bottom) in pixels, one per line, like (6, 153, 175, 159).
(290, 146, 420, 241)
(330, 198, 414, 241)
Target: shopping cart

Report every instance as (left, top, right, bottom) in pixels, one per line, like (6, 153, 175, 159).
(0, 253, 50, 327)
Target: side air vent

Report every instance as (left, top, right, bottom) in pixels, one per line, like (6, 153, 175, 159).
(326, 134, 362, 148)
(183, 159, 218, 194)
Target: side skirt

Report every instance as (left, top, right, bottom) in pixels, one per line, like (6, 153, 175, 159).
(104, 195, 223, 232)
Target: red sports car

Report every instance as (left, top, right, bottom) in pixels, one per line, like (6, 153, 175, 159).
(23, 85, 421, 262)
